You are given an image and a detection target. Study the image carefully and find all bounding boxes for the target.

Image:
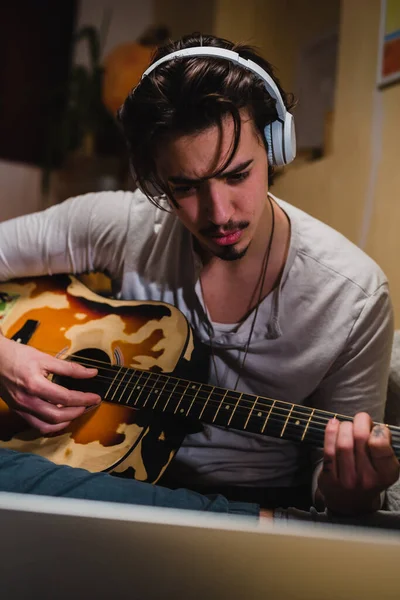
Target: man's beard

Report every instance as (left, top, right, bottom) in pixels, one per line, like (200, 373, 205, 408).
(213, 243, 250, 261)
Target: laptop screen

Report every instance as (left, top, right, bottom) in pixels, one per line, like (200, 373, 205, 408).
(0, 491, 399, 600)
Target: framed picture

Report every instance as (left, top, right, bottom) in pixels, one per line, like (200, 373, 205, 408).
(377, 0, 400, 87)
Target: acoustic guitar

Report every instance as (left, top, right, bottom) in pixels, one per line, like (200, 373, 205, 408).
(0, 275, 399, 484)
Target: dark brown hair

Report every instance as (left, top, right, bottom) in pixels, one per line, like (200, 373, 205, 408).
(118, 32, 295, 207)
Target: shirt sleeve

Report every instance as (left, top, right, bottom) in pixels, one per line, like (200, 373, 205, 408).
(308, 283, 394, 496)
(0, 191, 134, 282)
(309, 283, 394, 421)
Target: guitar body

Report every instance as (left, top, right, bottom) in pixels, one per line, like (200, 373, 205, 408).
(0, 275, 197, 483)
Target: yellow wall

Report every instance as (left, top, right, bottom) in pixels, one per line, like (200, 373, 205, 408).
(154, 0, 215, 39)
(365, 82, 400, 324)
(215, 0, 400, 325)
(215, 0, 340, 90)
(272, 0, 383, 238)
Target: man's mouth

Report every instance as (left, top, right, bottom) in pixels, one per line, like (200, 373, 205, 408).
(209, 229, 243, 246)
(201, 221, 249, 247)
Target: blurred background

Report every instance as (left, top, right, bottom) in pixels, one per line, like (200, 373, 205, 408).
(0, 0, 400, 321)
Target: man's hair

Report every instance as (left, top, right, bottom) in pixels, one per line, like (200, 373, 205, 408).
(118, 32, 295, 207)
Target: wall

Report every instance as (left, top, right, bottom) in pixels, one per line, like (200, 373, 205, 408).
(0, 161, 42, 221)
(154, 0, 215, 39)
(74, 0, 153, 66)
(271, 0, 381, 237)
(365, 82, 400, 324)
(215, 0, 340, 90)
(273, 0, 400, 325)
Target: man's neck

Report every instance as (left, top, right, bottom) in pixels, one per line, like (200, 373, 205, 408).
(198, 199, 291, 324)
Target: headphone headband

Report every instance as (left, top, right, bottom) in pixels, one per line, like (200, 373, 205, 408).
(141, 46, 286, 120)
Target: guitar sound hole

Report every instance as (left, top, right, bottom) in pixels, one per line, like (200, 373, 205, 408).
(53, 348, 111, 397)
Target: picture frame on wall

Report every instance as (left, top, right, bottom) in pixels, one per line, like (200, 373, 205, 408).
(377, 0, 400, 87)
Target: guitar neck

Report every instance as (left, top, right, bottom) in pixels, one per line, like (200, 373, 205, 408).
(94, 362, 400, 459)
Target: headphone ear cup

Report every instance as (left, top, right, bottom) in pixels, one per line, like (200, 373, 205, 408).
(271, 121, 285, 166)
(264, 124, 274, 165)
(264, 115, 296, 166)
(264, 121, 285, 166)
(283, 112, 296, 164)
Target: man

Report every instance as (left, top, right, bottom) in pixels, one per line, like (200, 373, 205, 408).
(0, 33, 398, 517)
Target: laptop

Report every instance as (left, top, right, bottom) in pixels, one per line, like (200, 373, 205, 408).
(0, 491, 399, 599)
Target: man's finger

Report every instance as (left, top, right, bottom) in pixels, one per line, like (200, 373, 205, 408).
(322, 418, 339, 480)
(368, 425, 400, 486)
(353, 412, 377, 488)
(45, 357, 98, 380)
(35, 377, 101, 408)
(15, 409, 73, 434)
(335, 421, 357, 489)
(15, 395, 88, 424)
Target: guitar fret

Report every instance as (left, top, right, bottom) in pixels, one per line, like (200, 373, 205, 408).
(165, 379, 190, 413)
(162, 378, 180, 411)
(183, 383, 202, 416)
(109, 366, 124, 402)
(243, 395, 258, 430)
(280, 404, 294, 437)
(174, 381, 194, 414)
(141, 373, 160, 408)
(135, 371, 153, 407)
(103, 366, 120, 400)
(261, 400, 276, 433)
(199, 387, 215, 420)
(301, 408, 315, 441)
(212, 390, 228, 423)
(146, 373, 164, 408)
(227, 392, 243, 427)
(118, 368, 136, 405)
(124, 370, 146, 406)
(151, 375, 170, 409)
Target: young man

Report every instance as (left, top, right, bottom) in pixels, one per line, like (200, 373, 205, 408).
(0, 33, 398, 517)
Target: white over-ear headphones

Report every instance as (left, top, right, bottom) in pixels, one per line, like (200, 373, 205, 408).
(141, 46, 296, 166)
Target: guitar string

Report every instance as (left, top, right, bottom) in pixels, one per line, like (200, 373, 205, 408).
(31, 348, 400, 443)
(27, 347, 400, 431)
(36, 347, 352, 423)
(62, 366, 400, 450)
(34, 345, 400, 431)
(27, 348, 355, 418)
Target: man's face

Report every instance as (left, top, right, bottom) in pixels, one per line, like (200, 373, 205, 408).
(156, 111, 270, 261)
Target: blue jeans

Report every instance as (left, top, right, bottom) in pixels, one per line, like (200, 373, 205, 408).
(0, 449, 259, 517)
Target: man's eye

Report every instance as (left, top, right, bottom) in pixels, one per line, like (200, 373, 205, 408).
(172, 185, 195, 196)
(227, 171, 250, 184)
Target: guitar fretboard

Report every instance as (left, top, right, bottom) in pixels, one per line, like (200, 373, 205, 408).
(86, 362, 400, 458)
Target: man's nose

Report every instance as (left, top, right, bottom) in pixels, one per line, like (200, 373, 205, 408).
(201, 181, 234, 225)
